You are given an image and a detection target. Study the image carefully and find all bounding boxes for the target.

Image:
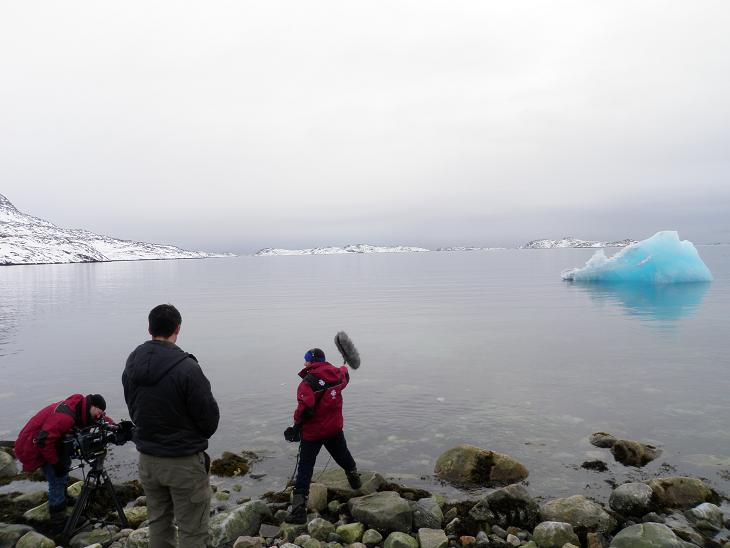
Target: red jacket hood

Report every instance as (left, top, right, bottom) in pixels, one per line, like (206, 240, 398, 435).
(298, 362, 345, 384)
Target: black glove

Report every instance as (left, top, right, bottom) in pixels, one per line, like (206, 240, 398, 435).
(52, 461, 69, 477)
(113, 420, 135, 445)
(284, 424, 301, 443)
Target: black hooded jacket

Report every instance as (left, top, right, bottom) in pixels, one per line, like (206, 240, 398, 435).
(123, 340, 220, 457)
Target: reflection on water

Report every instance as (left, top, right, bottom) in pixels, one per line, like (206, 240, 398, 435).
(569, 282, 711, 322)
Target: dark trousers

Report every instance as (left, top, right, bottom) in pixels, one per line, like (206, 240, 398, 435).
(295, 430, 356, 495)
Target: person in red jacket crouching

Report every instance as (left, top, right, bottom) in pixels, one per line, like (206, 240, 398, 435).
(15, 393, 112, 528)
(288, 348, 361, 524)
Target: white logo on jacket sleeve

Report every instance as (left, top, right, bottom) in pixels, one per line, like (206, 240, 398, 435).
(318, 379, 325, 386)
(330, 389, 337, 399)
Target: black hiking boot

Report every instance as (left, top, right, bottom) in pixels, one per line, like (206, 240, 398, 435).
(287, 493, 308, 524)
(346, 469, 362, 490)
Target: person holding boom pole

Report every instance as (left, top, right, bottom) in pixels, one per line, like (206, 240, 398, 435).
(285, 332, 362, 524)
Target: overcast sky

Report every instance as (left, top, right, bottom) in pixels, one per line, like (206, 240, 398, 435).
(1, 2, 729, 252)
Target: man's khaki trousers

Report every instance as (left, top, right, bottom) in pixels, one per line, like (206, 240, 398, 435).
(138, 452, 211, 548)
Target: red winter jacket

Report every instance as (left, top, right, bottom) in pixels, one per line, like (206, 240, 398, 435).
(293, 362, 349, 441)
(15, 394, 113, 471)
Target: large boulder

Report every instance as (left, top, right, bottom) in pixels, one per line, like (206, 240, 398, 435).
(208, 500, 273, 548)
(610, 439, 661, 467)
(684, 502, 724, 532)
(313, 469, 384, 498)
(609, 482, 655, 516)
(470, 483, 539, 529)
(609, 522, 685, 547)
(412, 497, 443, 530)
(124, 506, 149, 528)
(349, 491, 413, 533)
(434, 445, 528, 486)
(589, 433, 617, 448)
(0, 524, 34, 548)
(417, 528, 448, 548)
(644, 477, 719, 509)
(127, 527, 150, 548)
(69, 527, 118, 548)
(0, 452, 17, 478)
(532, 521, 580, 548)
(308, 518, 336, 541)
(540, 495, 617, 534)
(15, 531, 55, 548)
(383, 532, 419, 548)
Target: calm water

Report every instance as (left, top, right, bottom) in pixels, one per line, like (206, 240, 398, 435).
(1, 248, 728, 503)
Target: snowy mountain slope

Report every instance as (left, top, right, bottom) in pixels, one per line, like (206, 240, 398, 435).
(255, 244, 430, 256)
(520, 237, 636, 249)
(0, 194, 232, 265)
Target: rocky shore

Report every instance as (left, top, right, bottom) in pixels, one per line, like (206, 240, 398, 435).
(1, 440, 729, 548)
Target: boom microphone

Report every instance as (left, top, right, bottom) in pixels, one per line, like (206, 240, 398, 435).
(335, 331, 361, 370)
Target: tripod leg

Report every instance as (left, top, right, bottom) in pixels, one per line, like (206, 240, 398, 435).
(63, 480, 93, 538)
(102, 471, 129, 528)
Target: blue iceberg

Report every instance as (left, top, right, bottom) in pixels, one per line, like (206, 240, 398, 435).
(561, 231, 713, 283)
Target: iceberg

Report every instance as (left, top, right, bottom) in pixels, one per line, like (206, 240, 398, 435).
(561, 231, 713, 283)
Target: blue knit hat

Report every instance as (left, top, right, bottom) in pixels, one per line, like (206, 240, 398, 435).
(304, 348, 325, 363)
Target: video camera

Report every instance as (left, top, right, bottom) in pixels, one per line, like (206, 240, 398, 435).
(64, 420, 135, 463)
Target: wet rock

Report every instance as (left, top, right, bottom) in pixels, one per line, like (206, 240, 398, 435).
(69, 527, 118, 548)
(505, 534, 520, 546)
(211, 452, 251, 477)
(459, 535, 476, 546)
(611, 439, 661, 467)
(608, 522, 685, 547)
(609, 482, 655, 516)
(478, 483, 540, 529)
(67, 480, 85, 498)
(532, 521, 580, 548)
(383, 531, 419, 548)
(126, 527, 150, 548)
(444, 517, 460, 536)
(417, 528, 448, 548)
(314, 469, 385, 498)
(308, 518, 335, 541)
(0, 451, 17, 478)
(645, 476, 719, 509)
(434, 445, 529, 487)
(11, 490, 47, 506)
(294, 533, 312, 545)
(303, 538, 323, 548)
(663, 511, 705, 545)
(0, 523, 34, 548)
(413, 497, 444, 530)
(349, 491, 413, 533)
(22, 501, 52, 523)
(280, 522, 308, 542)
(582, 460, 609, 472)
(362, 529, 383, 546)
(134, 495, 147, 507)
(642, 512, 665, 524)
(589, 433, 617, 448)
(308, 483, 328, 513)
(233, 536, 263, 548)
(336, 522, 365, 543)
(683, 502, 723, 532)
(327, 500, 343, 514)
(540, 495, 617, 534)
(475, 531, 489, 547)
(124, 506, 149, 528)
(327, 532, 343, 543)
(586, 532, 609, 548)
(15, 531, 55, 548)
(492, 525, 507, 538)
(258, 523, 281, 538)
(208, 500, 273, 547)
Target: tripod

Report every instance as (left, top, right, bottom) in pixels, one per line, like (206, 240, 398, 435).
(62, 449, 129, 538)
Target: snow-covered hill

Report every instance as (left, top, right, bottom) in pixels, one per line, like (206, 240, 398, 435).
(255, 244, 430, 256)
(520, 237, 636, 249)
(0, 194, 232, 265)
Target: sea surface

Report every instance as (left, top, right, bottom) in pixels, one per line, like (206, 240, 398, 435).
(1, 247, 728, 504)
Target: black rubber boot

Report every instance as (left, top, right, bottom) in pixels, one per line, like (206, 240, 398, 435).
(48, 504, 67, 532)
(287, 493, 308, 524)
(346, 469, 362, 490)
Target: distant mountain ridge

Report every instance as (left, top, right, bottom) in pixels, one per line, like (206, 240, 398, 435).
(520, 237, 636, 249)
(255, 244, 430, 256)
(0, 193, 231, 265)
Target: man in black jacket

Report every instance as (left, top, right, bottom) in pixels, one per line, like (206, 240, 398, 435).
(123, 304, 220, 548)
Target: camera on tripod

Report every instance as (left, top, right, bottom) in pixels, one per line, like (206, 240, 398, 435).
(61, 419, 135, 539)
(64, 420, 134, 463)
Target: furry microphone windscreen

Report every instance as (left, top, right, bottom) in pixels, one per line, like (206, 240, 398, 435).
(335, 331, 361, 370)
